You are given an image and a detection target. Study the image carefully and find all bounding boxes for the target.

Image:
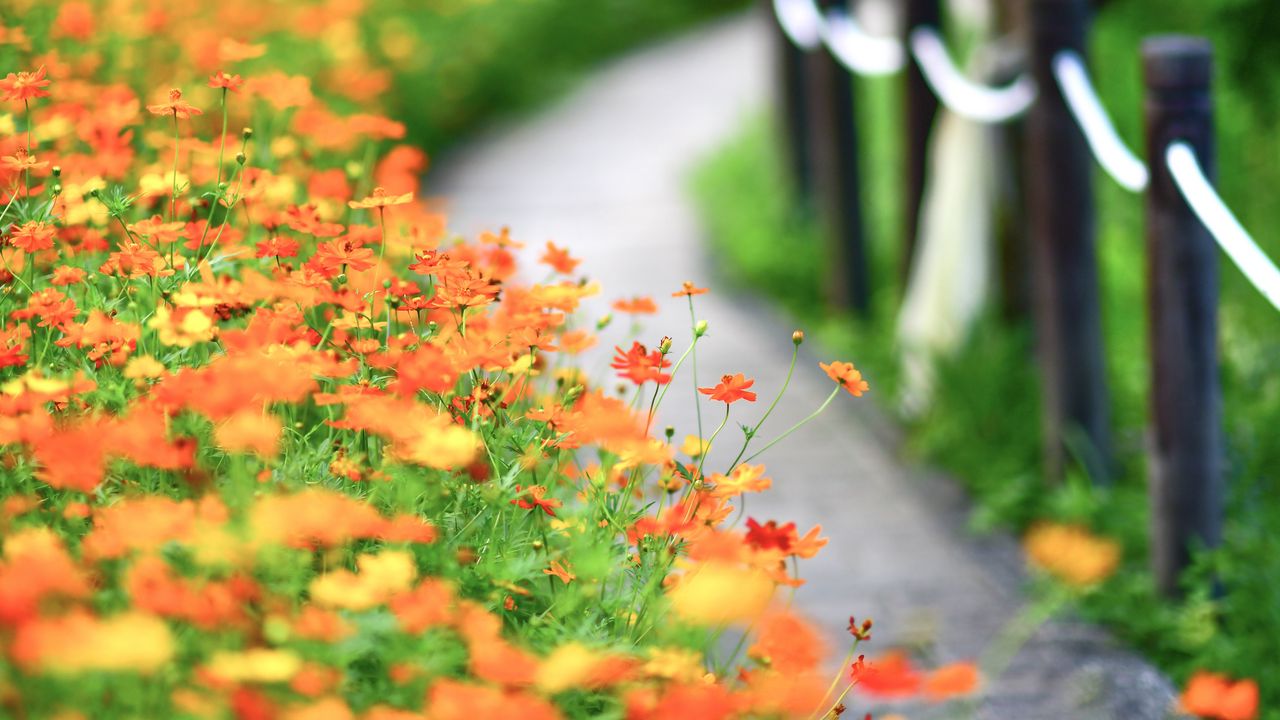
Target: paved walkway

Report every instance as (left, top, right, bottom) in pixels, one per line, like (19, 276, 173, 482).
(432, 10, 1178, 719)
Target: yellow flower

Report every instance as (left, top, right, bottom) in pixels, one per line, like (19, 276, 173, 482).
(397, 421, 480, 470)
(26, 612, 174, 675)
(123, 355, 167, 381)
(214, 410, 282, 458)
(667, 562, 774, 626)
(536, 643, 602, 694)
(1024, 522, 1120, 587)
(680, 434, 710, 458)
(138, 170, 190, 198)
(310, 550, 417, 610)
(148, 306, 216, 347)
(205, 648, 302, 683)
(642, 647, 705, 682)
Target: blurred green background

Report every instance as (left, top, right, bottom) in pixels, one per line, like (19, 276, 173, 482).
(692, 0, 1280, 712)
(376, 0, 751, 152)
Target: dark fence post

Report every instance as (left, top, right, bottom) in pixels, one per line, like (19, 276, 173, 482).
(1141, 36, 1222, 597)
(995, 0, 1032, 323)
(901, 0, 940, 282)
(769, 0, 816, 201)
(807, 0, 869, 314)
(1024, 0, 1111, 484)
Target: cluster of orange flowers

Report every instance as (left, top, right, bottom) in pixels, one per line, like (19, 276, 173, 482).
(0, 2, 997, 718)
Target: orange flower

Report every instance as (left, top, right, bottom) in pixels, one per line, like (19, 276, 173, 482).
(1181, 671, 1259, 720)
(510, 484, 561, 517)
(348, 186, 412, 209)
(0, 66, 51, 102)
(612, 296, 658, 314)
(854, 651, 922, 698)
(1, 149, 48, 174)
(313, 238, 376, 274)
(543, 559, 576, 585)
(745, 518, 796, 552)
(147, 88, 202, 119)
(748, 611, 823, 673)
(611, 341, 671, 386)
(820, 361, 869, 397)
(539, 241, 580, 274)
(699, 373, 757, 404)
(1023, 522, 1120, 587)
(671, 281, 708, 297)
(8, 221, 55, 253)
(208, 70, 244, 93)
(923, 662, 980, 701)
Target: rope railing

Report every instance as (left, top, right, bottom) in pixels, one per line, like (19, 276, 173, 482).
(1167, 142, 1280, 312)
(819, 7, 904, 77)
(769, 3, 1279, 313)
(771, 0, 823, 51)
(1053, 50, 1150, 192)
(907, 27, 1037, 123)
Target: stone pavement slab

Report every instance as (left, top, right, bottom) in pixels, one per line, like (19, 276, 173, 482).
(431, 10, 1181, 719)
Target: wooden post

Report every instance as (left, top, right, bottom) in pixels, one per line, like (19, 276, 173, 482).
(1141, 36, 1222, 597)
(807, 0, 869, 314)
(995, 0, 1032, 323)
(1023, 0, 1111, 484)
(770, 0, 816, 201)
(900, 0, 941, 282)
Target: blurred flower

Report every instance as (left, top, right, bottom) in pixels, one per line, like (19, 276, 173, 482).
(1023, 522, 1120, 587)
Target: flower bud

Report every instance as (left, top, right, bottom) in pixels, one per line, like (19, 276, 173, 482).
(51, 166, 61, 177)
(665, 425, 675, 439)
(596, 313, 613, 331)
(235, 152, 247, 165)
(658, 336, 672, 354)
(792, 330, 804, 345)
(242, 127, 254, 140)
(694, 320, 708, 337)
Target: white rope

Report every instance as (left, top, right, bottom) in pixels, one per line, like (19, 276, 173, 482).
(908, 27, 1037, 123)
(772, 0, 823, 51)
(819, 7, 905, 77)
(1053, 51, 1149, 192)
(1167, 142, 1280, 312)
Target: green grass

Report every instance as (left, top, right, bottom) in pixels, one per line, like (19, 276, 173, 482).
(690, 3, 1280, 709)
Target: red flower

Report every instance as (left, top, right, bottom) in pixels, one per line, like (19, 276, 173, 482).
(699, 373, 757, 404)
(0, 66, 51, 103)
(610, 341, 671, 385)
(745, 518, 796, 552)
(510, 485, 561, 517)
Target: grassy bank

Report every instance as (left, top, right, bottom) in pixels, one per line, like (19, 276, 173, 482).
(691, 3, 1280, 710)
(377, 0, 751, 152)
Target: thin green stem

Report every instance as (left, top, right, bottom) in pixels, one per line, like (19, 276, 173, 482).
(743, 386, 840, 464)
(726, 343, 798, 473)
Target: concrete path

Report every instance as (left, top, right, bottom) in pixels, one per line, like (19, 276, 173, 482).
(431, 10, 1178, 719)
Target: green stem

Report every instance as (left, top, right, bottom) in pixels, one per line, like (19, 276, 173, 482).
(727, 344, 798, 473)
(743, 386, 840, 464)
